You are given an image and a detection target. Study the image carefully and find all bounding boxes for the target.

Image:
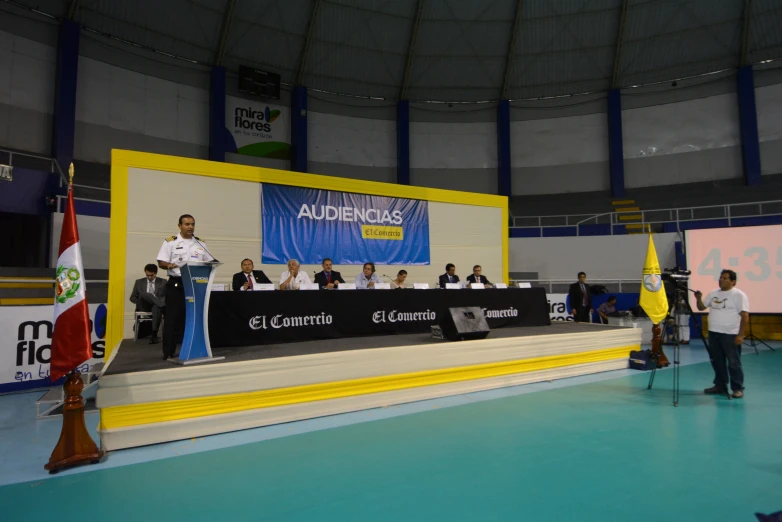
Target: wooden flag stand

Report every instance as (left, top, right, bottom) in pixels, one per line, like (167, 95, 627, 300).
(44, 372, 103, 473)
(651, 324, 670, 367)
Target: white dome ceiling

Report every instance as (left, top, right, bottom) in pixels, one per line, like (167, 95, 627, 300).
(7, 0, 782, 102)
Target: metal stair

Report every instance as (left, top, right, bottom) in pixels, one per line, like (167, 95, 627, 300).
(36, 363, 103, 419)
(612, 199, 649, 234)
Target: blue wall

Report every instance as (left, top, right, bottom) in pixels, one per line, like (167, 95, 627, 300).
(0, 169, 59, 216)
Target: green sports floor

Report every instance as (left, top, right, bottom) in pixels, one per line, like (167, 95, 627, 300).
(1, 343, 780, 521)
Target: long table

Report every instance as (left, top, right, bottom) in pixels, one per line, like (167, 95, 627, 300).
(208, 287, 550, 347)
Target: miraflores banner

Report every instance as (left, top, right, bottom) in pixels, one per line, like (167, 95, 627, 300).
(225, 95, 290, 159)
(548, 293, 575, 322)
(0, 304, 106, 393)
(262, 184, 431, 265)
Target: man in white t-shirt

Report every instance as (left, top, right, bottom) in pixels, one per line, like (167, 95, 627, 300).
(694, 269, 750, 398)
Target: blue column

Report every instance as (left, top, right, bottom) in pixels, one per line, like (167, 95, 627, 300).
(675, 241, 686, 269)
(290, 86, 308, 173)
(497, 100, 511, 196)
(607, 89, 626, 199)
(737, 65, 762, 186)
(209, 67, 227, 162)
(396, 100, 410, 185)
(51, 19, 80, 170)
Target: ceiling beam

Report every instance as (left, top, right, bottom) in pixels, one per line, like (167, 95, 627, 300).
(214, 0, 237, 67)
(501, 0, 523, 100)
(295, 0, 322, 86)
(399, 0, 426, 100)
(610, 0, 630, 89)
(740, 0, 753, 67)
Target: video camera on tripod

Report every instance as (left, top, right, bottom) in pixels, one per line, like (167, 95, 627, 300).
(662, 266, 691, 284)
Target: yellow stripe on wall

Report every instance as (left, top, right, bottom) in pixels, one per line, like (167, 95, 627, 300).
(0, 298, 53, 306)
(0, 283, 52, 289)
(100, 345, 636, 430)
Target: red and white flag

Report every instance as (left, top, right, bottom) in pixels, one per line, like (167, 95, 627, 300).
(50, 184, 92, 382)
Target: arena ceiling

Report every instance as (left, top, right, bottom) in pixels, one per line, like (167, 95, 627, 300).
(6, 0, 782, 102)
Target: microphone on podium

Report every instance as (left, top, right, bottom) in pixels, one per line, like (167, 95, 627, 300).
(193, 237, 219, 263)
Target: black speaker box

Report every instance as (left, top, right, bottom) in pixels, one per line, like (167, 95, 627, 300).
(439, 306, 490, 341)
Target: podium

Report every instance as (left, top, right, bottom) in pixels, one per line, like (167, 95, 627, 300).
(170, 262, 225, 365)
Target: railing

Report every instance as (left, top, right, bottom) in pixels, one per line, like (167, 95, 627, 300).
(511, 200, 782, 235)
(509, 279, 641, 293)
(55, 194, 110, 212)
(0, 147, 69, 186)
(57, 177, 110, 193)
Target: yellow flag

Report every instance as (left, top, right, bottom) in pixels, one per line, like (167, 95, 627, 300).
(640, 234, 669, 324)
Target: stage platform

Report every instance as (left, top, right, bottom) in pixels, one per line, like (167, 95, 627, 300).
(97, 322, 641, 451)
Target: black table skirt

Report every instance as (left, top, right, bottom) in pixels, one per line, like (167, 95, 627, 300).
(208, 288, 550, 348)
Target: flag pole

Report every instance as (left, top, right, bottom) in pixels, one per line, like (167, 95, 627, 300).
(45, 162, 104, 473)
(649, 231, 669, 367)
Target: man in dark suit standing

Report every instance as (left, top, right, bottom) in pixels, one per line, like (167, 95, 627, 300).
(465, 265, 491, 286)
(568, 271, 593, 323)
(130, 263, 167, 344)
(232, 258, 272, 291)
(314, 258, 345, 289)
(438, 263, 460, 288)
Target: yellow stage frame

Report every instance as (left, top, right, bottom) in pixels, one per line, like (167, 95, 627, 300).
(106, 149, 509, 361)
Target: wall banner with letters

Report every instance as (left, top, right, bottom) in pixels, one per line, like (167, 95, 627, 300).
(0, 304, 107, 393)
(262, 184, 430, 265)
(225, 96, 290, 159)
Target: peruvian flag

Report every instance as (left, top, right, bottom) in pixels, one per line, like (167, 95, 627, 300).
(50, 185, 93, 382)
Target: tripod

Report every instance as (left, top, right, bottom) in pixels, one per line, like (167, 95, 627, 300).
(743, 314, 775, 354)
(647, 290, 680, 405)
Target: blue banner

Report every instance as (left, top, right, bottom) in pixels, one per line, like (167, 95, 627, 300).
(262, 184, 430, 265)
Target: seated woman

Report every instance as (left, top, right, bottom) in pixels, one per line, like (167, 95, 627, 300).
(390, 270, 408, 289)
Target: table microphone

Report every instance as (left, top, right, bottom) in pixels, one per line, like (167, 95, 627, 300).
(382, 274, 394, 282)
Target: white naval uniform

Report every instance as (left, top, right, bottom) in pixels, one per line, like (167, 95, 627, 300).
(156, 233, 214, 277)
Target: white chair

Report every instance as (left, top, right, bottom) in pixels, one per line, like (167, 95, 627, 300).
(133, 312, 153, 341)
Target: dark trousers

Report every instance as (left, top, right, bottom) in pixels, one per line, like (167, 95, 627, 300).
(137, 293, 164, 334)
(162, 277, 185, 358)
(707, 331, 744, 391)
(573, 306, 591, 323)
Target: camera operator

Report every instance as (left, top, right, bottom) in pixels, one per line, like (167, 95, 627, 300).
(694, 269, 750, 399)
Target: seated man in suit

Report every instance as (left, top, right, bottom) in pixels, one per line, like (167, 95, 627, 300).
(232, 258, 272, 291)
(438, 263, 460, 288)
(568, 271, 593, 323)
(314, 258, 345, 289)
(466, 265, 492, 287)
(129, 263, 166, 344)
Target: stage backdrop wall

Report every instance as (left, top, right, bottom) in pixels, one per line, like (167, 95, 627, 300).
(110, 151, 506, 352)
(510, 233, 678, 281)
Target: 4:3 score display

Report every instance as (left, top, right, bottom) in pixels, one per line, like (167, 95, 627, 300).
(697, 246, 782, 281)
